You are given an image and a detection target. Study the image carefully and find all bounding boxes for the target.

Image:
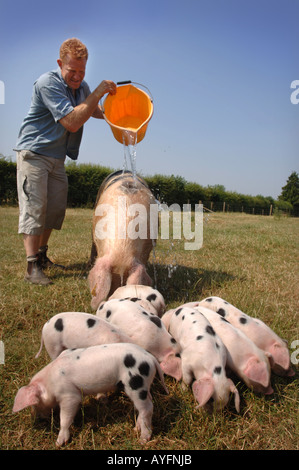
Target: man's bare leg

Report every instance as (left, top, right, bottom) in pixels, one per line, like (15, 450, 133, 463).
(23, 229, 52, 256)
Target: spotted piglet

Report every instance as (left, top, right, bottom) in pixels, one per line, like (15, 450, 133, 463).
(162, 307, 240, 412)
(102, 296, 158, 316)
(35, 312, 133, 360)
(185, 304, 273, 395)
(108, 285, 166, 317)
(96, 299, 182, 380)
(13, 343, 168, 446)
(198, 297, 294, 377)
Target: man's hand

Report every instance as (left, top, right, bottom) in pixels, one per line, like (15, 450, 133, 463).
(95, 80, 117, 99)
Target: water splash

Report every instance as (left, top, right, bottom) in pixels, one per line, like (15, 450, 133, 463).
(122, 131, 137, 182)
(151, 239, 158, 289)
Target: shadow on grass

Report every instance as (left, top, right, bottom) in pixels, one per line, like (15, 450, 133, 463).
(147, 263, 236, 304)
(46, 260, 237, 305)
(46, 262, 89, 280)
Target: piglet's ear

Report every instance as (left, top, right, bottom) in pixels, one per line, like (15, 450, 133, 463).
(12, 384, 41, 412)
(268, 342, 290, 371)
(192, 378, 214, 408)
(243, 357, 269, 388)
(160, 354, 182, 381)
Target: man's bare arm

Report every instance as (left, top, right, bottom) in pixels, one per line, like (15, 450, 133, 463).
(92, 105, 104, 119)
(59, 80, 116, 132)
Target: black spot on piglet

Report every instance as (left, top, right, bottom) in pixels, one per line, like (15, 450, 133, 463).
(54, 318, 63, 332)
(117, 380, 124, 391)
(139, 390, 148, 400)
(217, 308, 226, 317)
(146, 293, 157, 302)
(149, 316, 162, 328)
(138, 361, 150, 376)
(106, 310, 112, 319)
(175, 308, 183, 316)
(124, 354, 136, 368)
(129, 374, 144, 390)
(206, 325, 216, 336)
(214, 366, 222, 375)
(239, 317, 247, 324)
(87, 318, 96, 328)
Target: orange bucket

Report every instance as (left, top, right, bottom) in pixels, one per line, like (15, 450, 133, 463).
(102, 81, 154, 146)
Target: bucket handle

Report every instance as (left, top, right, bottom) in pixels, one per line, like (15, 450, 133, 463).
(117, 81, 154, 102)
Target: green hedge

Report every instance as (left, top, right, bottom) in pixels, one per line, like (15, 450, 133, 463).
(0, 156, 18, 205)
(66, 162, 113, 208)
(0, 156, 294, 215)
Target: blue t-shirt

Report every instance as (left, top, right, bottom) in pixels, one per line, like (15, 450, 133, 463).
(15, 68, 91, 160)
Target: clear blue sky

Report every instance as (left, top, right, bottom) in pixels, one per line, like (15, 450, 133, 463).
(1, 0, 298, 199)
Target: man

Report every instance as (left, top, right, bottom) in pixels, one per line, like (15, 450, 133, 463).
(15, 38, 116, 285)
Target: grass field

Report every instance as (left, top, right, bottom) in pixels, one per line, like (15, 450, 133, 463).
(0, 207, 298, 450)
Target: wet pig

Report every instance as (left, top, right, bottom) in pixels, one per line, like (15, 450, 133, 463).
(88, 171, 157, 310)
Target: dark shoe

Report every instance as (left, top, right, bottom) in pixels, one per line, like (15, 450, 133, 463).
(38, 245, 65, 269)
(24, 255, 52, 285)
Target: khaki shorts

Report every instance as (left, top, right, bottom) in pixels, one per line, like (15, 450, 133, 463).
(17, 150, 68, 235)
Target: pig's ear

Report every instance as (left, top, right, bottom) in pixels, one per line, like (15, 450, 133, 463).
(160, 354, 182, 381)
(243, 357, 269, 388)
(228, 378, 240, 413)
(268, 342, 290, 371)
(12, 384, 41, 412)
(88, 256, 112, 310)
(192, 378, 214, 407)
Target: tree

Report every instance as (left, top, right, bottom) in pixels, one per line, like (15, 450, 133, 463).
(279, 172, 299, 215)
